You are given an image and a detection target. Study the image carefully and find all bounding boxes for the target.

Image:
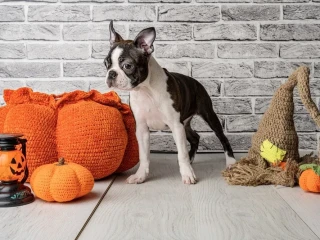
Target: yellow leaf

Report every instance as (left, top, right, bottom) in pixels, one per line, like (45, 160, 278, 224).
(260, 140, 286, 164)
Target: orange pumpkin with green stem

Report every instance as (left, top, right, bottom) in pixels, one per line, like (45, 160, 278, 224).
(299, 164, 320, 193)
(30, 158, 94, 202)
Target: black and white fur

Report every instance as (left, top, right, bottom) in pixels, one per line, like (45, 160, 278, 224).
(105, 21, 236, 184)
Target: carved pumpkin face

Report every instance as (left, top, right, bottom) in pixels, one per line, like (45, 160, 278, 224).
(0, 150, 26, 182)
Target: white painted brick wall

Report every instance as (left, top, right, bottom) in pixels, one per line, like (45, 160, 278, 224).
(0, 0, 320, 152)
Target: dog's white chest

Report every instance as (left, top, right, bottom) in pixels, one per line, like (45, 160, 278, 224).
(130, 89, 171, 131)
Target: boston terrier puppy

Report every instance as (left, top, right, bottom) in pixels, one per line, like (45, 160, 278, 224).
(105, 21, 236, 184)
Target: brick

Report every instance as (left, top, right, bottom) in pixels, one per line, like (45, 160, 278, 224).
(218, 43, 277, 59)
(130, 24, 192, 41)
(64, 62, 106, 77)
(197, 0, 250, 2)
(158, 5, 219, 22)
(299, 134, 317, 150)
(294, 98, 316, 114)
(315, 63, 320, 78)
(150, 133, 176, 152)
(26, 80, 88, 94)
(62, 0, 123, 2)
(0, 24, 59, 41)
(190, 115, 219, 132)
(211, 98, 252, 114)
(0, 62, 60, 78)
(254, 0, 307, 2)
(261, 24, 320, 41)
(254, 98, 312, 114)
(28, 5, 90, 22)
(284, 5, 320, 20)
(226, 115, 261, 132)
(28, 43, 90, 60)
(255, 98, 271, 113)
(64, 24, 126, 41)
(198, 79, 221, 96)
(294, 114, 317, 132)
(90, 80, 129, 96)
(93, 5, 155, 22)
(224, 79, 281, 96)
(280, 43, 320, 59)
(130, 0, 191, 2)
(155, 43, 215, 59)
(0, 6, 24, 22)
(92, 42, 110, 59)
(254, 61, 311, 78)
(0, 80, 24, 93)
(199, 133, 253, 151)
(157, 60, 189, 76)
(222, 5, 279, 21)
(192, 62, 253, 78)
(0, 43, 25, 59)
(194, 24, 256, 41)
(150, 132, 252, 152)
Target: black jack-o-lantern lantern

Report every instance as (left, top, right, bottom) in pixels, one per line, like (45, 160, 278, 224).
(0, 134, 34, 207)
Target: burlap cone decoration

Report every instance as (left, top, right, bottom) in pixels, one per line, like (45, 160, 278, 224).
(223, 66, 320, 187)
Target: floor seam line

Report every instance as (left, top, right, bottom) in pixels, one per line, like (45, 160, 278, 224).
(74, 174, 118, 240)
(272, 186, 320, 240)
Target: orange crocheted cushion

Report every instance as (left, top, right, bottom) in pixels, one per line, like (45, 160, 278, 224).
(1, 88, 57, 182)
(0, 88, 139, 181)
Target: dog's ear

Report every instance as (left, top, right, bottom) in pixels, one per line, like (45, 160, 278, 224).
(134, 27, 156, 55)
(109, 20, 124, 47)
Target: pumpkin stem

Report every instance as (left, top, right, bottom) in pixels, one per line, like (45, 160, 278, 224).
(58, 157, 65, 166)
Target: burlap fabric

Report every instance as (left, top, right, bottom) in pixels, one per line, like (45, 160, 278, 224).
(222, 66, 320, 187)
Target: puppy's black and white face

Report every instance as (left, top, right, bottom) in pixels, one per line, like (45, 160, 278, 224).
(105, 21, 156, 90)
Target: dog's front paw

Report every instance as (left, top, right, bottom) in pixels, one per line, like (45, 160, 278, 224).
(126, 168, 148, 184)
(180, 164, 197, 184)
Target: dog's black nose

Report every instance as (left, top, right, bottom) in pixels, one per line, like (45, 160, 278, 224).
(108, 70, 117, 79)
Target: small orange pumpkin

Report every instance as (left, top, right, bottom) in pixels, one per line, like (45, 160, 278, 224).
(272, 161, 286, 170)
(0, 149, 26, 182)
(299, 164, 320, 193)
(30, 158, 94, 202)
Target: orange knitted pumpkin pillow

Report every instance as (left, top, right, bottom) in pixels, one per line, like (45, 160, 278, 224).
(0, 88, 57, 182)
(55, 90, 139, 179)
(0, 88, 139, 181)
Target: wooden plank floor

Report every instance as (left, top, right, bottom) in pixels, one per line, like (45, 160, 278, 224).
(0, 177, 114, 240)
(79, 153, 320, 240)
(1, 153, 320, 240)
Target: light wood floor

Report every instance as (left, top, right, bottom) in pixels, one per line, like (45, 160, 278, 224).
(1, 153, 319, 240)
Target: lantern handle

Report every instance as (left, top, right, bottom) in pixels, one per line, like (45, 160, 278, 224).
(19, 138, 28, 184)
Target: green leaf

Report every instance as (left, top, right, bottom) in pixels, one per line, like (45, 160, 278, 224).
(312, 166, 320, 176)
(299, 164, 319, 171)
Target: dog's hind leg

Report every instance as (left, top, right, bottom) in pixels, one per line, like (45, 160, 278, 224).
(198, 94, 236, 167)
(184, 118, 200, 164)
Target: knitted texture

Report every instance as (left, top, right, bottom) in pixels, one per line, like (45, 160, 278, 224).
(299, 169, 320, 192)
(0, 88, 139, 181)
(30, 158, 94, 202)
(0, 88, 57, 182)
(56, 90, 133, 179)
(223, 66, 320, 187)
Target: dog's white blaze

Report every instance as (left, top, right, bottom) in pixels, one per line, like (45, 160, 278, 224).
(107, 47, 131, 89)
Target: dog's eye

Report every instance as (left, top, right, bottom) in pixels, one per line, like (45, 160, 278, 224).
(123, 64, 132, 70)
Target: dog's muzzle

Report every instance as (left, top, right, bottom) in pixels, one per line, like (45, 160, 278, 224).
(107, 70, 118, 88)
